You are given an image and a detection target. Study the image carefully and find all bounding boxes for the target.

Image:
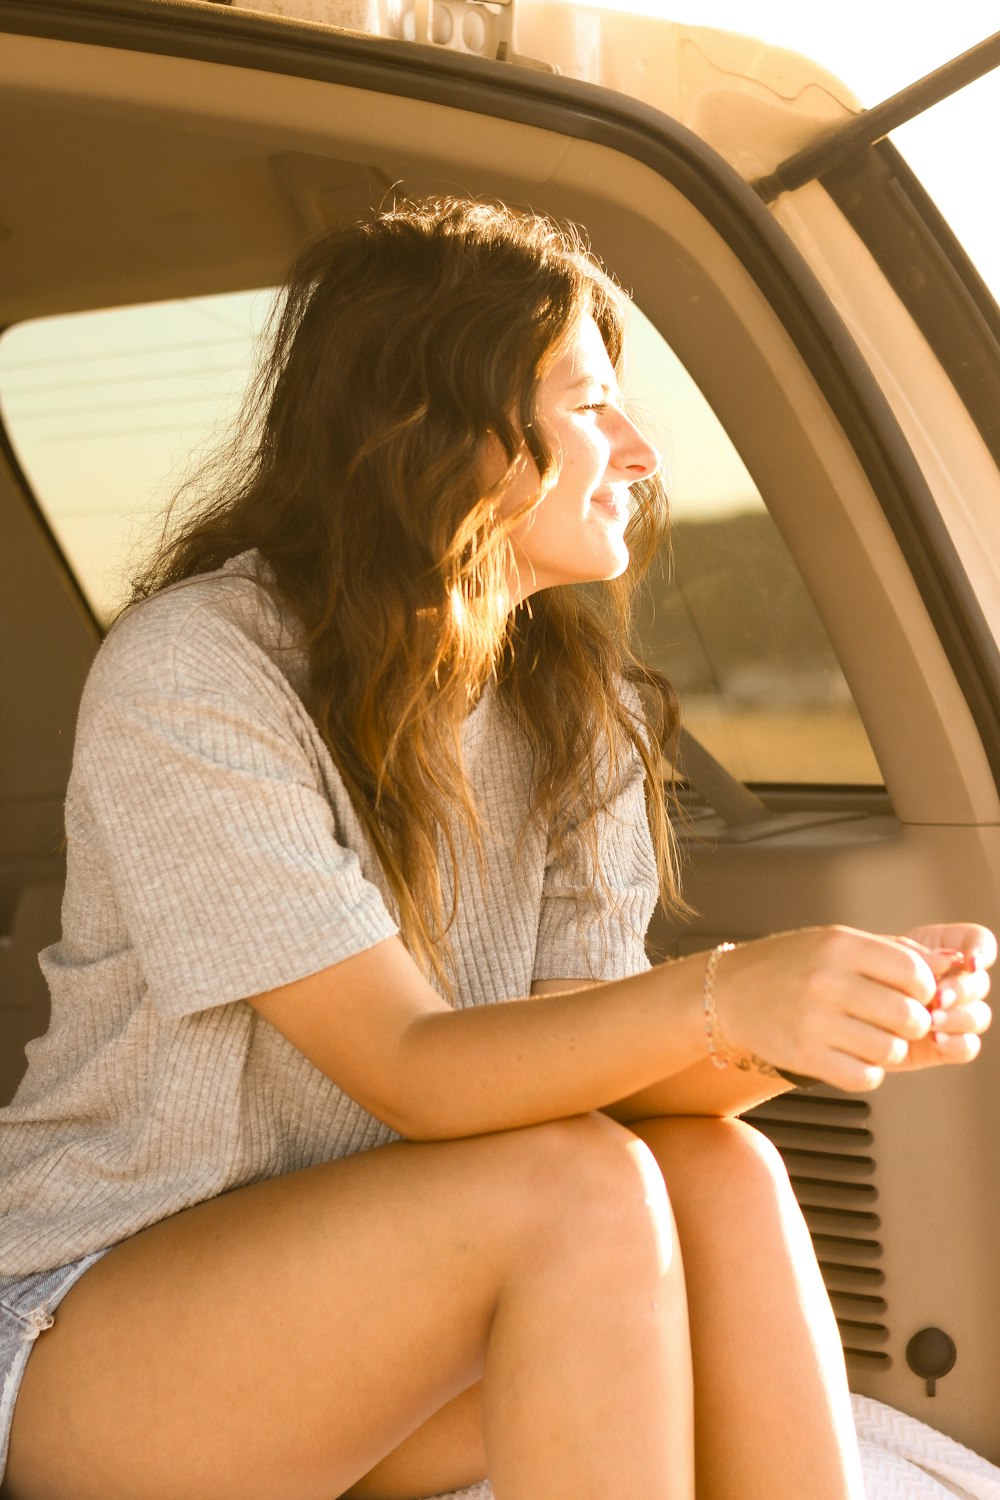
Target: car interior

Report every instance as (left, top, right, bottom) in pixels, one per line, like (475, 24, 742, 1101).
(2, 5, 998, 1462)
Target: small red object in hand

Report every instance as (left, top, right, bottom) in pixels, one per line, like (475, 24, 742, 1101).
(933, 949, 979, 1010)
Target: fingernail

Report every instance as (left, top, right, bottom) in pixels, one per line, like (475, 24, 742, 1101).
(930, 1010, 949, 1027)
(934, 986, 957, 1008)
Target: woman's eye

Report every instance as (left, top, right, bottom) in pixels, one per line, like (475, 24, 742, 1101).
(580, 402, 609, 414)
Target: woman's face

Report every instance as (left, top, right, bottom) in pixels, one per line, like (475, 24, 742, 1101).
(500, 313, 660, 602)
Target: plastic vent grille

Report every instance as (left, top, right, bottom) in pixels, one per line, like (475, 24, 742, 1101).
(744, 1089, 889, 1370)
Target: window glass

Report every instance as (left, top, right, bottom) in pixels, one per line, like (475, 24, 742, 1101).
(624, 306, 882, 785)
(0, 289, 278, 624)
(0, 289, 880, 785)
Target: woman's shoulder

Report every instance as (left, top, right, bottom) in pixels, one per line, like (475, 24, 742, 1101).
(85, 552, 300, 705)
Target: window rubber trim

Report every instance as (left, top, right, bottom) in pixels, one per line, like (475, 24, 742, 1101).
(820, 138, 1000, 471)
(5, 0, 1000, 791)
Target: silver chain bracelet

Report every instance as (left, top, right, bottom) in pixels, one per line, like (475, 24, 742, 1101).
(703, 941, 737, 1069)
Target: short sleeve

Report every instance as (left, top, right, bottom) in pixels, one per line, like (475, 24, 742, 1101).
(73, 636, 397, 1018)
(532, 749, 658, 985)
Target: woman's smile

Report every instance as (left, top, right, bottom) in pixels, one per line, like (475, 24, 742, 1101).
(590, 488, 632, 523)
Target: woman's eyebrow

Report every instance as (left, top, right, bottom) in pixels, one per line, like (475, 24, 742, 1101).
(566, 375, 620, 399)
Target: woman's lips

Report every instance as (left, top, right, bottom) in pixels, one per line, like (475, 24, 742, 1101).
(591, 491, 629, 522)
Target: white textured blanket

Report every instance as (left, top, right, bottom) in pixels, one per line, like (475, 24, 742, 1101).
(854, 1396, 1000, 1500)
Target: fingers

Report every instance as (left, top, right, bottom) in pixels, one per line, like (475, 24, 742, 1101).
(928, 995, 992, 1034)
(851, 948, 995, 1080)
(723, 924, 992, 1095)
(916, 944, 991, 1063)
(794, 927, 937, 1010)
(851, 932, 940, 1008)
(927, 1033, 982, 1064)
(844, 984, 932, 1042)
(816, 1051, 887, 1095)
(783, 988, 917, 1094)
(846, 962, 989, 1037)
(884, 932, 993, 1075)
(826, 988, 990, 1086)
(828, 1015, 912, 1069)
(905, 923, 997, 971)
(881, 976, 991, 1077)
(930, 960, 991, 1013)
(823, 1030, 981, 1091)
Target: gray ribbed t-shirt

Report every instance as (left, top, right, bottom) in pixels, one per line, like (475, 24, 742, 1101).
(0, 555, 657, 1275)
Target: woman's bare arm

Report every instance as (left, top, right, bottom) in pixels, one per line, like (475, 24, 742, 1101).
(531, 978, 791, 1120)
(539, 921, 996, 1123)
(602, 1060, 791, 1122)
(249, 938, 710, 1139)
(247, 925, 988, 1141)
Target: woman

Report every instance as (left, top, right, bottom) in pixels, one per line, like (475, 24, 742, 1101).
(0, 198, 992, 1500)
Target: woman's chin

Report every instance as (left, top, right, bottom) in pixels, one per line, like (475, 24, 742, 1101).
(583, 538, 631, 584)
(509, 540, 631, 598)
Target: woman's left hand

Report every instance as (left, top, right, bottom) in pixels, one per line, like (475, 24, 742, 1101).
(888, 923, 994, 1071)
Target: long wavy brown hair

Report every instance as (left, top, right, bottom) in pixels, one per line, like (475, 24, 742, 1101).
(130, 198, 685, 986)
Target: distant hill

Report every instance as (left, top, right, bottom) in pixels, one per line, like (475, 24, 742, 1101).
(634, 509, 849, 707)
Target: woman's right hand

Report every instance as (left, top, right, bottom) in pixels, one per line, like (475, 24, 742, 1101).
(712, 925, 991, 1093)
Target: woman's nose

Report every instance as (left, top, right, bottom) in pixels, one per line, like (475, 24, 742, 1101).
(610, 410, 660, 482)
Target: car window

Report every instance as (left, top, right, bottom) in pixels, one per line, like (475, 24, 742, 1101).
(625, 306, 882, 786)
(0, 289, 278, 625)
(0, 289, 880, 787)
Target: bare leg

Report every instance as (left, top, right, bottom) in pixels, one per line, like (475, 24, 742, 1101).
(340, 1385, 487, 1499)
(632, 1116, 865, 1500)
(346, 1114, 864, 1500)
(4, 1114, 693, 1500)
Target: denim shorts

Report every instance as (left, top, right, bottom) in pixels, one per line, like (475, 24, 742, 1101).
(0, 1251, 109, 1483)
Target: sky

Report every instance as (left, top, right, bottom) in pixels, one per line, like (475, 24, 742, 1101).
(1, 2, 997, 619)
(590, 0, 1000, 296)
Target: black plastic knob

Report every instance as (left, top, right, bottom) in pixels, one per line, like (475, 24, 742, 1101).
(905, 1327, 956, 1395)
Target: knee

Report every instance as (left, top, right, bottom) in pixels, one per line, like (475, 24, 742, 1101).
(690, 1116, 789, 1180)
(507, 1114, 678, 1273)
(632, 1115, 796, 1211)
(517, 1111, 663, 1202)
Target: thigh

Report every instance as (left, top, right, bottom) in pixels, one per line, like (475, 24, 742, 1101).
(3, 1128, 573, 1500)
(0, 1255, 108, 1493)
(629, 1109, 861, 1499)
